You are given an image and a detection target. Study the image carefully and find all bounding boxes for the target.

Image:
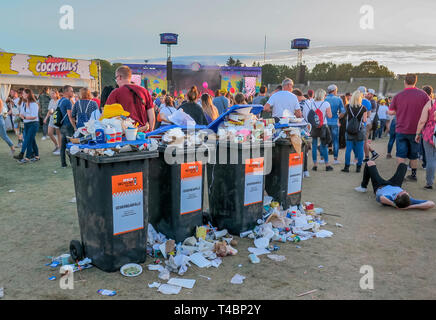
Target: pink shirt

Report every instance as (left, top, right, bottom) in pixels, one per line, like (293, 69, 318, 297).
(422, 102, 436, 146)
(389, 87, 429, 134)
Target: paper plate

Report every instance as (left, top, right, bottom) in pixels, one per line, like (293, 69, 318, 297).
(120, 263, 143, 277)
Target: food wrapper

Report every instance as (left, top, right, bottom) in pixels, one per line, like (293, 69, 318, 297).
(290, 134, 302, 154)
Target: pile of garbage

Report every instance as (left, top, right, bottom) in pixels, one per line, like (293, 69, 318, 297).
(145, 196, 334, 295)
(216, 109, 275, 144)
(241, 197, 334, 255)
(159, 127, 212, 148)
(68, 103, 159, 157)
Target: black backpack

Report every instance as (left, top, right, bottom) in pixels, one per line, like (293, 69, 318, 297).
(306, 101, 321, 129)
(371, 101, 380, 132)
(53, 100, 67, 127)
(346, 105, 363, 135)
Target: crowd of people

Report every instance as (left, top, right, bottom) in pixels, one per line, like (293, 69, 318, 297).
(1, 67, 435, 196)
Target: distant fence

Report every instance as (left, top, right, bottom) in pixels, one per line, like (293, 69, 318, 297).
(268, 75, 436, 97)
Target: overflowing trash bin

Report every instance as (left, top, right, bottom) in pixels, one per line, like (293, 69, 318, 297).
(206, 105, 273, 235)
(67, 140, 158, 272)
(147, 125, 213, 243)
(265, 123, 309, 209)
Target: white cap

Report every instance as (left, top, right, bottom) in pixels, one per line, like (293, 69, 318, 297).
(357, 86, 367, 94)
(327, 84, 338, 93)
(368, 88, 376, 95)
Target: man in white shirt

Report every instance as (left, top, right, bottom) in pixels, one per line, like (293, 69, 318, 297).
(264, 78, 302, 118)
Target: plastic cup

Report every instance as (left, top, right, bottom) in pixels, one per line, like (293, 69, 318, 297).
(61, 254, 71, 266)
(125, 128, 138, 141)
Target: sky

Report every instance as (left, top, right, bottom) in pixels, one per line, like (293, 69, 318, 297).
(1, 0, 436, 73)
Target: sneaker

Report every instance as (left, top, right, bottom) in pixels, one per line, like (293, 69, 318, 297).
(363, 158, 370, 163)
(53, 150, 61, 155)
(41, 136, 47, 141)
(52, 147, 59, 153)
(326, 166, 334, 171)
(406, 174, 417, 181)
(386, 154, 392, 159)
(13, 152, 24, 160)
(30, 157, 40, 162)
(355, 186, 367, 193)
(9, 148, 15, 157)
(18, 158, 29, 164)
(318, 160, 325, 164)
(341, 166, 350, 173)
(333, 160, 341, 165)
(356, 165, 362, 173)
(424, 185, 433, 190)
(370, 152, 379, 161)
(312, 166, 318, 171)
(303, 171, 310, 178)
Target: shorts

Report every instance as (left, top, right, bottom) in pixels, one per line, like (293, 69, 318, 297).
(396, 133, 420, 160)
(48, 115, 58, 129)
(365, 123, 372, 139)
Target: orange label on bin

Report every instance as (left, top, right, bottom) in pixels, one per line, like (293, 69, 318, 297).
(181, 161, 203, 180)
(112, 172, 143, 195)
(245, 158, 264, 175)
(289, 153, 303, 167)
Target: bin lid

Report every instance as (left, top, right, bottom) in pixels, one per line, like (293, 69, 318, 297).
(68, 149, 159, 163)
(145, 124, 208, 138)
(67, 138, 152, 150)
(207, 104, 264, 133)
(274, 120, 308, 129)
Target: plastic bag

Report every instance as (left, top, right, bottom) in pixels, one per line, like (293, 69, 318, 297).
(168, 109, 196, 126)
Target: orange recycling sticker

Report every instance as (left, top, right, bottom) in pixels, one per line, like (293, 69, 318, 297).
(245, 158, 264, 175)
(181, 161, 203, 180)
(289, 152, 303, 167)
(112, 172, 143, 195)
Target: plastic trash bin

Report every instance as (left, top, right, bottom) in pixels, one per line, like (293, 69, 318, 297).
(207, 140, 273, 235)
(68, 149, 158, 272)
(149, 144, 211, 243)
(265, 138, 304, 209)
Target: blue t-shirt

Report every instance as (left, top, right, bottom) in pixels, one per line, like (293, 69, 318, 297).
(376, 185, 426, 206)
(325, 94, 345, 126)
(212, 96, 229, 115)
(58, 97, 72, 127)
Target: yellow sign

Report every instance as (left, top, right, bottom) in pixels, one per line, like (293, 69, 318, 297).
(0, 52, 98, 80)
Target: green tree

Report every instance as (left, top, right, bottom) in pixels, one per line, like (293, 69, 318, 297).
(261, 64, 279, 85)
(352, 61, 395, 78)
(226, 56, 236, 66)
(96, 59, 123, 89)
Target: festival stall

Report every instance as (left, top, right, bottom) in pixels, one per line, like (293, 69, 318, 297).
(0, 51, 100, 129)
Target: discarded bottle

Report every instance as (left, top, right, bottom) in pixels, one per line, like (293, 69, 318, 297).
(97, 289, 117, 296)
(240, 230, 253, 238)
(248, 254, 260, 264)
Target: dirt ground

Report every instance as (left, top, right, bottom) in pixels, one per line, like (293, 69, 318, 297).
(1, 132, 436, 300)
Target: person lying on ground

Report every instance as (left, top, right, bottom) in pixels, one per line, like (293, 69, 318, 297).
(354, 161, 435, 210)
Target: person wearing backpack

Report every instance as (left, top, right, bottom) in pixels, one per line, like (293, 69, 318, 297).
(57, 85, 76, 168)
(72, 88, 99, 128)
(325, 84, 346, 165)
(310, 89, 333, 171)
(341, 91, 367, 173)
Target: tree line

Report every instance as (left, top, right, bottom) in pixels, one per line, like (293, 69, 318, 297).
(97, 57, 396, 90)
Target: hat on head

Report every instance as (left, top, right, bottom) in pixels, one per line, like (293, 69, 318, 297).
(219, 88, 227, 94)
(99, 103, 130, 120)
(178, 93, 185, 99)
(327, 84, 338, 93)
(357, 86, 367, 94)
(368, 88, 376, 95)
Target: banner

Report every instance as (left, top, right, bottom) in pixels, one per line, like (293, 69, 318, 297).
(112, 172, 144, 236)
(288, 152, 303, 195)
(0, 52, 98, 80)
